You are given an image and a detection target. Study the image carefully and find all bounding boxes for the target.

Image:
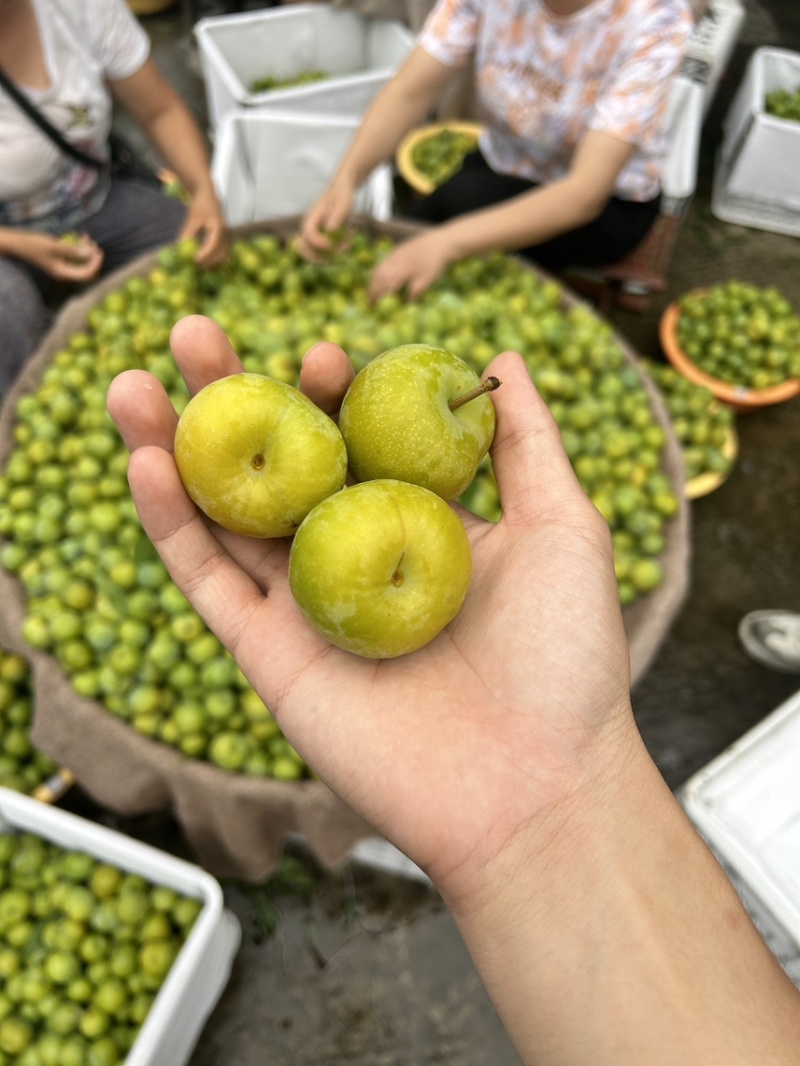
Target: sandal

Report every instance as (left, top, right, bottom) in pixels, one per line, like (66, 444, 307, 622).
(738, 610, 800, 675)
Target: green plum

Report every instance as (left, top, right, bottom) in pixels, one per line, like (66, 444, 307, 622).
(338, 344, 498, 500)
(288, 479, 472, 659)
(174, 373, 347, 538)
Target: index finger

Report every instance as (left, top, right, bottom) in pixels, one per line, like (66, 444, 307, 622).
(169, 315, 244, 394)
(485, 350, 593, 525)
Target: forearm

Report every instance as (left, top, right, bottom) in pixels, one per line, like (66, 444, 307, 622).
(0, 226, 29, 258)
(140, 101, 216, 197)
(331, 47, 457, 190)
(443, 174, 605, 261)
(444, 726, 800, 1066)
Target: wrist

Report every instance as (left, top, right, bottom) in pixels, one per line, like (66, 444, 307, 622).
(437, 699, 645, 917)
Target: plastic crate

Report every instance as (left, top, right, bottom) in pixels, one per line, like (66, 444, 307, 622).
(0, 787, 241, 1066)
(679, 687, 800, 984)
(211, 109, 393, 225)
(195, 4, 414, 132)
(711, 47, 800, 235)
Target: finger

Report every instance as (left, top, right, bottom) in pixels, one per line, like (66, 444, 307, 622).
(368, 263, 402, 303)
(126, 447, 317, 705)
(169, 315, 244, 394)
(406, 271, 435, 301)
(126, 445, 271, 649)
(107, 370, 179, 453)
(194, 224, 228, 267)
(296, 230, 334, 263)
(299, 342, 355, 417)
(486, 350, 590, 524)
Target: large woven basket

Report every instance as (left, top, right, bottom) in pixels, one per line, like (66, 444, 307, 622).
(0, 216, 690, 880)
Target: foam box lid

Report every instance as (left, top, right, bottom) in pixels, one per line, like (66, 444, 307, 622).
(680, 687, 800, 943)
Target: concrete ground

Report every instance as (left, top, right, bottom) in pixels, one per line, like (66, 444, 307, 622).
(64, 0, 800, 1062)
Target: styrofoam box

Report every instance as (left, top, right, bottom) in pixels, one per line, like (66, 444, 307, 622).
(661, 74, 705, 205)
(679, 687, 800, 965)
(680, 0, 745, 115)
(0, 788, 241, 1066)
(712, 47, 800, 225)
(195, 5, 415, 132)
(212, 109, 393, 225)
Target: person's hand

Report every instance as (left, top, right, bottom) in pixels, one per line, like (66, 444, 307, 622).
(297, 179, 357, 262)
(106, 314, 635, 910)
(12, 231, 103, 282)
(368, 227, 459, 300)
(181, 183, 228, 267)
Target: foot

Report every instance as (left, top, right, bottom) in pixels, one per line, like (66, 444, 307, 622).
(738, 611, 800, 675)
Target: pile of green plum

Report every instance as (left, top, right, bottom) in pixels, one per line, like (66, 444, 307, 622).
(643, 359, 736, 484)
(250, 70, 332, 92)
(675, 280, 800, 390)
(410, 127, 479, 188)
(765, 85, 800, 122)
(0, 648, 58, 795)
(0, 831, 200, 1065)
(0, 230, 679, 770)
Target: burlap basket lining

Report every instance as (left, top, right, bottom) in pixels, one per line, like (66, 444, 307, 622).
(0, 216, 690, 881)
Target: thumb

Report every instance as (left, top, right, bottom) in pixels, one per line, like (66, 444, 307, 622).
(485, 350, 590, 525)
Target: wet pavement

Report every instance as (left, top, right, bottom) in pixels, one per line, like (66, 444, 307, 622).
(58, 0, 800, 1062)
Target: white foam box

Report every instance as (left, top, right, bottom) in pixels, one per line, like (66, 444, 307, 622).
(679, 687, 800, 984)
(711, 47, 800, 234)
(0, 787, 241, 1066)
(679, 0, 745, 115)
(211, 109, 394, 225)
(661, 74, 705, 207)
(195, 5, 415, 132)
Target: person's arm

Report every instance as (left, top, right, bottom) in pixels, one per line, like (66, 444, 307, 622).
(0, 227, 103, 281)
(107, 317, 800, 1066)
(297, 46, 460, 257)
(109, 58, 227, 266)
(369, 128, 634, 299)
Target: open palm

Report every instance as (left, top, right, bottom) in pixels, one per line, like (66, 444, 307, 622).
(107, 314, 633, 903)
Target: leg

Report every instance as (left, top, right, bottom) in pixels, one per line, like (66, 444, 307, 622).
(526, 195, 662, 273)
(403, 150, 536, 225)
(82, 178, 187, 275)
(0, 256, 54, 399)
(402, 150, 660, 274)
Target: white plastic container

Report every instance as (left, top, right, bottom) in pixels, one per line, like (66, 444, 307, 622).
(195, 5, 415, 132)
(711, 47, 800, 235)
(0, 787, 241, 1066)
(211, 109, 394, 225)
(679, 687, 800, 977)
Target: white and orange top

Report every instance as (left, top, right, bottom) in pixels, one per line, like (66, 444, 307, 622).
(418, 0, 693, 201)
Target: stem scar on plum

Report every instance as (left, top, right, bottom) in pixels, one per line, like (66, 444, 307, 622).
(449, 376, 501, 412)
(392, 552, 405, 587)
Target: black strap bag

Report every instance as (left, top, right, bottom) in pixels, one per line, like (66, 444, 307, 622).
(0, 64, 163, 190)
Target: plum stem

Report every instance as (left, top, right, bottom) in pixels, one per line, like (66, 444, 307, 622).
(449, 376, 502, 411)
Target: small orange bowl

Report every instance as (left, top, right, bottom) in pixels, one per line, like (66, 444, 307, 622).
(396, 121, 484, 196)
(659, 299, 800, 412)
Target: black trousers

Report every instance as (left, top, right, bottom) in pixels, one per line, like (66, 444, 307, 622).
(403, 149, 661, 273)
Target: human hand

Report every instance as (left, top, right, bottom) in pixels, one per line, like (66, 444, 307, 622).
(14, 231, 103, 282)
(368, 227, 458, 301)
(181, 183, 228, 267)
(297, 180, 357, 262)
(106, 315, 635, 909)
